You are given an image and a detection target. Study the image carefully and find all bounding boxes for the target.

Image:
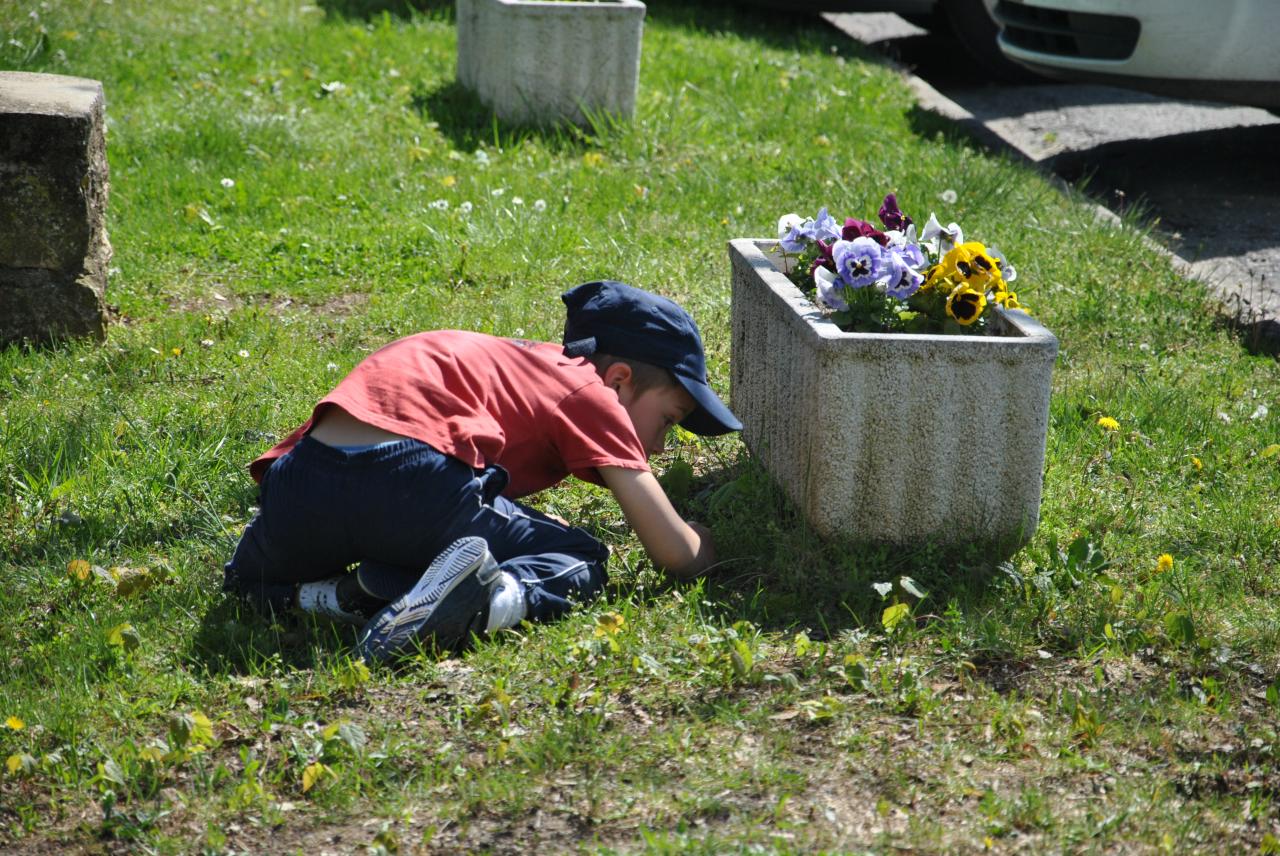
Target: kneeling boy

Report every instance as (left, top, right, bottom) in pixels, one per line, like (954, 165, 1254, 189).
(223, 280, 741, 662)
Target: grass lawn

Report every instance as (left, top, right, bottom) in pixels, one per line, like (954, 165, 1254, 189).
(2, 0, 1279, 852)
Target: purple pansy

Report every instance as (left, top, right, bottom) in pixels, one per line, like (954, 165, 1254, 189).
(842, 218, 887, 246)
(882, 249, 925, 299)
(812, 207, 842, 242)
(833, 237, 884, 289)
(878, 193, 913, 232)
(808, 240, 835, 276)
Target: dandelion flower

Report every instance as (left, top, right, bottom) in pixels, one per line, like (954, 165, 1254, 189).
(491, 188, 504, 197)
(593, 612, 625, 637)
(220, 177, 235, 188)
(440, 175, 457, 188)
(429, 199, 449, 211)
(939, 189, 958, 204)
(1097, 416, 1120, 432)
(1156, 553, 1174, 573)
(1191, 456, 1203, 471)
(582, 151, 604, 168)
(512, 196, 524, 206)
(533, 199, 546, 212)
(459, 201, 473, 215)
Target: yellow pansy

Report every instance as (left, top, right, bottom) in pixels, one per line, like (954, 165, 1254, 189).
(945, 283, 986, 325)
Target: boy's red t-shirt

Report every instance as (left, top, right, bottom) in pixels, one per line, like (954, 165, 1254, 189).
(249, 331, 650, 498)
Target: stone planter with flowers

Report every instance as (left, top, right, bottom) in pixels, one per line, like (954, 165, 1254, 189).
(729, 195, 1058, 548)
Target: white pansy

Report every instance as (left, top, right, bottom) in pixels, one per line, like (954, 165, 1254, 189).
(777, 212, 803, 241)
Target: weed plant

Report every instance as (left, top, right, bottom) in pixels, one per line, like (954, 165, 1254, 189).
(1, 0, 1278, 851)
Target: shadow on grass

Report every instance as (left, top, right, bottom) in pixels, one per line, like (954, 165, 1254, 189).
(411, 80, 625, 156)
(1214, 313, 1280, 359)
(186, 595, 359, 676)
(642, 0, 846, 55)
(316, 0, 451, 21)
(684, 456, 1022, 639)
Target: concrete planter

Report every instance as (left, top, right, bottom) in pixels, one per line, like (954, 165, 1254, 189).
(729, 239, 1058, 547)
(456, 0, 645, 126)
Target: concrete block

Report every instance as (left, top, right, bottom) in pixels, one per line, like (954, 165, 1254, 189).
(0, 71, 110, 344)
(456, 0, 645, 126)
(729, 239, 1058, 547)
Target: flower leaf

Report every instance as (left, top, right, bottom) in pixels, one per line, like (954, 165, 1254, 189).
(302, 761, 333, 793)
(881, 602, 911, 632)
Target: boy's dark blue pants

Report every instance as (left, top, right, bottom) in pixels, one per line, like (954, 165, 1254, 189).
(224, 436, 610, 623)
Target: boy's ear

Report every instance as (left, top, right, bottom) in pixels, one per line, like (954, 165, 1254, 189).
(601, 361, 633, 392)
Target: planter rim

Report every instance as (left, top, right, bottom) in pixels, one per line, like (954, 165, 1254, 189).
(730, 237, 1058, 353)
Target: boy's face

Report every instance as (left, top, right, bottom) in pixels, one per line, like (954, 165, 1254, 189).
(619, 382, 697, 459)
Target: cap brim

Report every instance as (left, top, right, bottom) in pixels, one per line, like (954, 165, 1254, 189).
(674, 374, 742, 436)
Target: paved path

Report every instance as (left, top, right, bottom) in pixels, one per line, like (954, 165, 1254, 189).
(825, 12, 1280, 346)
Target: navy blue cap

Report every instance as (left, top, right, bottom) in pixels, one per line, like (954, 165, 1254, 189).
(561, 280, 742, 436)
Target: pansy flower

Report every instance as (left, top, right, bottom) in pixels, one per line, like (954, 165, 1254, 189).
(920, 213, 964, 257)
(777, 213, 807, 251)
(882, 249, 925, 299)
(832, 237, 884, 289)
(808, 240, 835, 276)
(946, 282, 986, 325)
(812, 207, 842, 242)
(842, 217, 887, 246)
(989, 246, 1016, 283)
(814, 265, 849, 311)
(878, 193, 913, 232)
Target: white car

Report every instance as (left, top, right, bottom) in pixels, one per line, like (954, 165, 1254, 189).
(994, 0, 1280, 110)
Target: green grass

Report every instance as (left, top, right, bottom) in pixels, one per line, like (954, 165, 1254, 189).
(2, 0, 1279, 852)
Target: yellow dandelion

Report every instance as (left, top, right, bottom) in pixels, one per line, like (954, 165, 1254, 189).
(3, 716, 23, 731)
(593, 611, 625, 637)
(1156, 553, 1174, 574)
(1097, 416, 1120, 432)
(440, 175, 457, 187)
(582, 151, 605, 168)
(1191, 456, 1203, 471)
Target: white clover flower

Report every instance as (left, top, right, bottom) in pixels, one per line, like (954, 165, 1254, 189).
(459, 201, 473, 215)
(939, 189, 958, 204)
(220, 177, 235, 188)
(533, 199, 547, 212)
(326, 362, 339, 372)
(429, 199, 449, 211)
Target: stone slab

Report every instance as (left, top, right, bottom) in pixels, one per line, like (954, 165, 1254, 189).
(0, 71, 109, 343)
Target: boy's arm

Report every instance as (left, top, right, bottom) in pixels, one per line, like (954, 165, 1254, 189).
(598, 466, 715, 579)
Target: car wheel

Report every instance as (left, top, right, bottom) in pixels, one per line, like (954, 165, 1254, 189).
(941, 0, 1045, 83)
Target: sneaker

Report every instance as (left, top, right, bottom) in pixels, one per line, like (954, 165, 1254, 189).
(358, 537, 500, 663)
(297, 575, 385, 625)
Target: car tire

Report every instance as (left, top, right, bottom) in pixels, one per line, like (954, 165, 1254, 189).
(941, 0, 1045, 83)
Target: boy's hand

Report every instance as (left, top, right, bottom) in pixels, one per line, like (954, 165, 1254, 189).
(598, 466, 715, 578)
